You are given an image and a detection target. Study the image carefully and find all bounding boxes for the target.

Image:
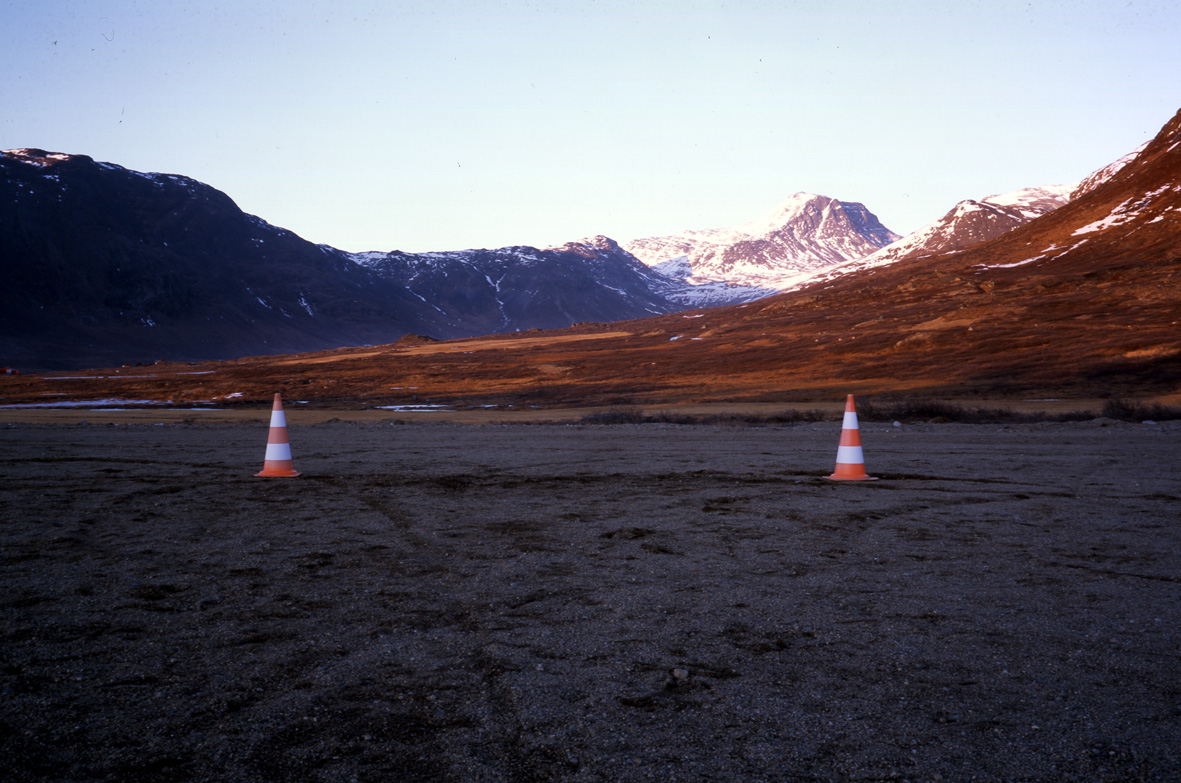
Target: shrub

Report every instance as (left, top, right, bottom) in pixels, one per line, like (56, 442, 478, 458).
(578, 407, 647, 425)
(1101, 398, 1181, 421)
(574, 397, 1181, 426)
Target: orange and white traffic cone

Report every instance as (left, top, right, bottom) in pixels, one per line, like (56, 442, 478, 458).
(255, 393, 300, 477)
(827, 394, 877, 481)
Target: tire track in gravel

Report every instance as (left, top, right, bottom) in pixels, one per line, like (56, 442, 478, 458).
(306, 472, 560, 783)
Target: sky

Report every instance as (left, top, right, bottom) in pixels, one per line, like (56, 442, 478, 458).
(3, 1, 1179, 253)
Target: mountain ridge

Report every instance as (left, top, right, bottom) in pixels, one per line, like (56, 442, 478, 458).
(0, 151, 694, 368)
(1, 149, 914, 369)
(6, 108, 1174, 405)
(4, 105, 1176, 389)
(847, 183, 1077, 271)
(623, 193, 900, 298)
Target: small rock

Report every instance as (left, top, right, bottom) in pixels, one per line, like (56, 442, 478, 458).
(672, 668, 689, 680)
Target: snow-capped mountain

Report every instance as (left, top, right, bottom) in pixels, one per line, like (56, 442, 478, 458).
(0, 150, 684, 369)
(23, 108, 1179, 407)
(1069, 141, 1149, 200)
(350, 235, 679, 334)
(0, 148, 463, 369)
(980, 183, 1078, 217)
(846, 183, 1076, 270)
(623, 193, 900, 302)
(801, 138, 1160, 290)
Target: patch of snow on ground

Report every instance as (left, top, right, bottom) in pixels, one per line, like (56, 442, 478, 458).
(977, 253, 1052, 270)
(989, 257, 1044, 269)
(376, 405, 455, 412)
(0, 399, 170, 408)
(982, 183, 1076, 209)
(1073, 214, 1127, 235)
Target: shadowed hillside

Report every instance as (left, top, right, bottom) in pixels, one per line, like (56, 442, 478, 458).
(2, 108, 1178, 408)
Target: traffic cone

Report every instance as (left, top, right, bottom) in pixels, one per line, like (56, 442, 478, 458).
(255, 393, 300, 477)
(827, 394, 877, 481)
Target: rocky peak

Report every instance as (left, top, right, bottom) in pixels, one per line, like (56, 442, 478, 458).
(549, 235, 625, 257)
(623, 193, 898, 295)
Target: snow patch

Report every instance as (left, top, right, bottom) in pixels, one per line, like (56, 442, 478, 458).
(1069, 190, 1167, 235)
(0, 399, 169, 408)
(376, 405, 454, 412)
(986, 256, 1044, 269)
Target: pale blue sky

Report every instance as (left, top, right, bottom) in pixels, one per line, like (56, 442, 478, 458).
(3, 1, 1178, 252)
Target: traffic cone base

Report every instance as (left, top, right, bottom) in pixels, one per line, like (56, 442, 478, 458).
(256, 394, 300, 477)
(826, 394, 877, 481)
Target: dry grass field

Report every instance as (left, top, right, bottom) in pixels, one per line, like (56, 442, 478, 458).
(2, 417, 1180, 781)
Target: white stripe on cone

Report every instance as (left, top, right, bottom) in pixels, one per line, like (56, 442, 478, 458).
(265, 442, 293, 461)
(836, 444, 865, 464)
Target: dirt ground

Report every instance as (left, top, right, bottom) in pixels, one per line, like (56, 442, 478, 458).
(2, 418, 1179, 782)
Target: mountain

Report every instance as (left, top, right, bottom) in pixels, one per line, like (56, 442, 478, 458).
(802, 140, 1160, 291)
(15, 108, 1174, 405)
(623, 193, 900, 302)
(846, 183, 1076, 271)
(0, 151, 916, 371)
(705, 108, 1181, 399)
(0, 149, 462, 369)
(0, 150, 684, 369)
(349, 235, 678, 334)
(6, 102, 1178, 393)
(850, 142, 1155, 279)
(1070, 141, 1148, 199)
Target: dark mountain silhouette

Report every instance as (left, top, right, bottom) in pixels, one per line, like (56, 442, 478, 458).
(8, 108, 1175, 406)
(4, 106, 1178, 403)
(0, 149, 463, 368)
(351, 235, 678, 335)
(0, 151, 683, 369)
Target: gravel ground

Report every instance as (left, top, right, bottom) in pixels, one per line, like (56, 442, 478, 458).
(2, 419, 1179, 782)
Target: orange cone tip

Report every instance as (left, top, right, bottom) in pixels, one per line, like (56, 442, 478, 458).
(827, 394, 877, 481)
(255, 393, 300, 477)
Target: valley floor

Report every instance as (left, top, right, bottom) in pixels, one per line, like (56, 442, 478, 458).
(2, 421, 1179, 781)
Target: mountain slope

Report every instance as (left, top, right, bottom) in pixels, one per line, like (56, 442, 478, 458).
(0, 149, 464, 369)
(848, 183, 1076, 271)
(0, 151, 688, 369)
(18, 109, 1174, 405)
(5, 106, 1178, 394)
(800, 141, 1160, 292)
(714, 108, 1181, 398)
(1070, 141, 1148, 199)
(623, 193, 899, 300)
(350, 236, 679, 334)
